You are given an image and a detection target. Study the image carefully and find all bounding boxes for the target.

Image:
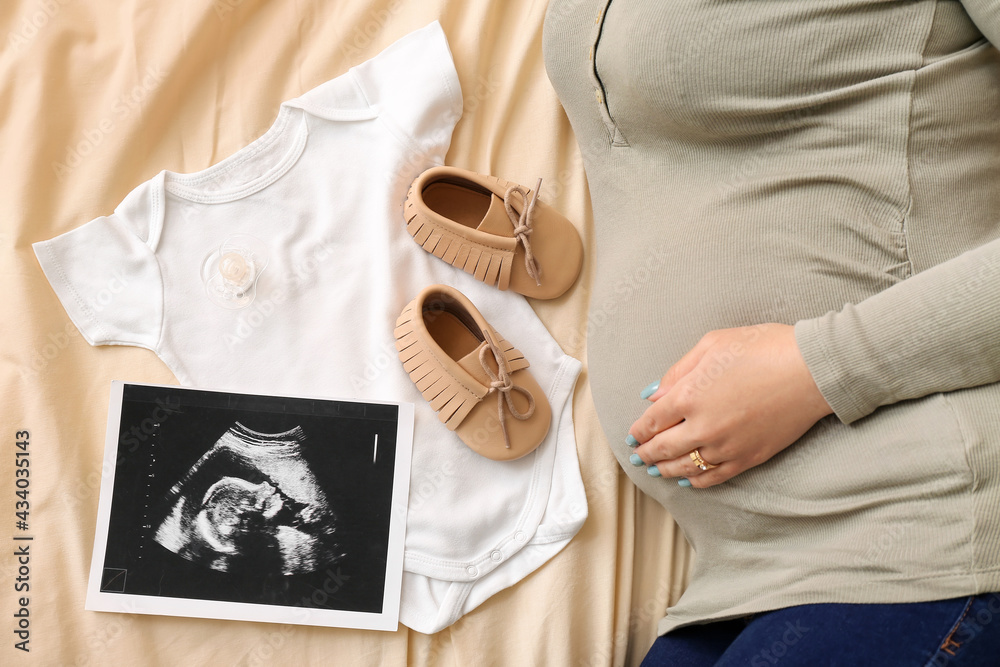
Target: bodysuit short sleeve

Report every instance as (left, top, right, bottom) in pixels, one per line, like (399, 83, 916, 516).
(348, 21, 463, 163)
(33, 212, 163, 350)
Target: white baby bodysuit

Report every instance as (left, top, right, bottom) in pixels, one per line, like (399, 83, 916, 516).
(33, 22, 586, 634)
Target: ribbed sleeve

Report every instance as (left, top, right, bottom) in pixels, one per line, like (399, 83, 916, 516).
(796, 236, 1000, 424)
(963, 0, 1000, 46)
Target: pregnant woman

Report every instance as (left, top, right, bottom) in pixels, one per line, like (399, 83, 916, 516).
(544, 1, 1000, 664)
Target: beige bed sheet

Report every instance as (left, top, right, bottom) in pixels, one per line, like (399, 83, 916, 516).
(1, 1, 692, 664)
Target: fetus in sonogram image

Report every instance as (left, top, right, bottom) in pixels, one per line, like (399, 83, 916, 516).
(154, 422, 343, 576)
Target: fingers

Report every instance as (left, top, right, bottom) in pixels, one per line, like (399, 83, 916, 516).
(631, 444, 733, 488)
(682, 463, 736, 489)
(631, 426, 723, 475)
(628, 347, 732, 486)
(628, 397, 685, 449)
(627, 418, 729, 483)
(629, 331, 716, 448)
(631, 415, 693, 464)
(642, 449, 714, 480)
(641, 451, 734, 488)
(646, 333, 715, 402)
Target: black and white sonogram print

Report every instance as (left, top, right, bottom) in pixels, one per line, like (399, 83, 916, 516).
(101, 384, 399, 613)
(154, 423, 341, 576)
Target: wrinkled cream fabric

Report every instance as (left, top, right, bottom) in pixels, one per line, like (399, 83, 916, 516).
(1, 1, 690, 664)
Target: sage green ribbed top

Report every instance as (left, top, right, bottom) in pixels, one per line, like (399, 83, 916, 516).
(544, 0, 1000, 634)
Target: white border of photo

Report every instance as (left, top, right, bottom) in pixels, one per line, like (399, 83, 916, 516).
(85, 380, 414, 632)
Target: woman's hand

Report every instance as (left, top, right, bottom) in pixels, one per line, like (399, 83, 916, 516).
(627, 324, 834, 488)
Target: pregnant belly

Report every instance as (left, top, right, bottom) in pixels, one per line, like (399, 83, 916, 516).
(588, 167, 911, 363)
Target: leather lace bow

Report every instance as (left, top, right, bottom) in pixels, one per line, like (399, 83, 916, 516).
(479, 329, 535, 449)
(503, 178, 543, 286)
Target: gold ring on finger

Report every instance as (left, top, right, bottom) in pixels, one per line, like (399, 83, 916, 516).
(689, 448, 719, 471)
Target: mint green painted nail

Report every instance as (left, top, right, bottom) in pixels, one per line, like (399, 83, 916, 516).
(678, 478, 692, 488)
(629, 453, 644, 466)
(647, 466, 662, 478)
(625, 434, 639, 447)
(640, 381, 660, 400)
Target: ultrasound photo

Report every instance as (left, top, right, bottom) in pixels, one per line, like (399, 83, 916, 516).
(86, 382, 413, 631)
(153, 422, 342, 577)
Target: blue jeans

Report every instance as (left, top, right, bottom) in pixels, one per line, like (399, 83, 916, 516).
(641, 593, 1000, 667)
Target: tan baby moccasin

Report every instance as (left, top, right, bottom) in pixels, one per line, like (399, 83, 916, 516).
(394, 284, 552, 461)
(403, 166, 583, 300)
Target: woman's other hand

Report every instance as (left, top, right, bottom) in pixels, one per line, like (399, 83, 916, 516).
(627, 324, 834, 488)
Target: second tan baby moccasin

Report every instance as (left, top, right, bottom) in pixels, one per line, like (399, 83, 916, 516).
(394, 284, 552, 461)
(403, 166, 583, 300)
